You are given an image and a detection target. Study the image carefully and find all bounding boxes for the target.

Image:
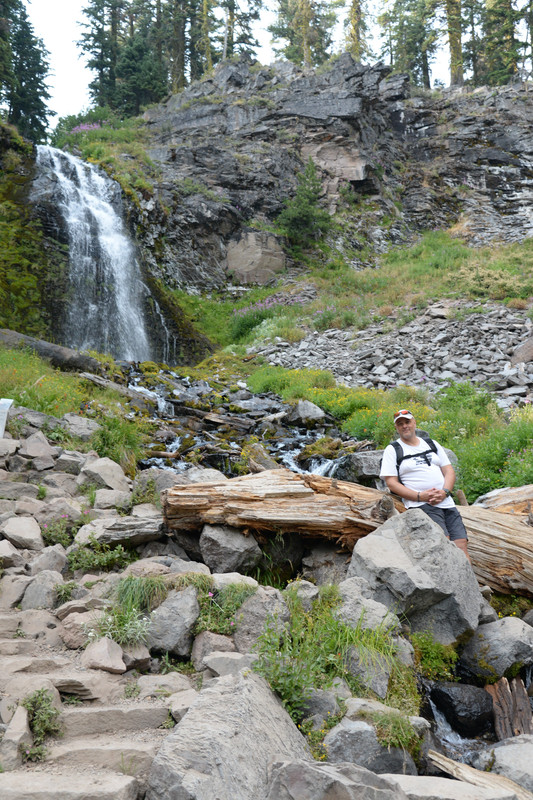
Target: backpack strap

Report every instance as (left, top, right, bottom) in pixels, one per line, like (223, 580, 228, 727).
(391, 436, 438, 483)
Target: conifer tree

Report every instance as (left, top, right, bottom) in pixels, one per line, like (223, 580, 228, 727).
(378, 0, 437, 87)
(276, 158, 330, 246)
(269, 0, 336, 67)
(4, 1, 52, 141)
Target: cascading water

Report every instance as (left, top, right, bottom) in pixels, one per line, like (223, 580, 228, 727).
(35, 145, 152, 362)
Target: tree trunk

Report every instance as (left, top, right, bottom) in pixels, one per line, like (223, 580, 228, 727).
(427, 750, 533, 800)
(446, 0, 463, 85)
(458, 505, 533, 596)
(163, 467, 403, 550)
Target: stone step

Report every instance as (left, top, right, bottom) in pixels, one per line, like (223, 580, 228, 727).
(0, 770, 140, 800)
(0, 613, 20, 637)
(48, 734, 161, 775)
(61, 703, 169, 737)
(0, 638, 37, 655)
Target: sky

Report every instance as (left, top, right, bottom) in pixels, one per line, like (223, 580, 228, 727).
(25, 0, 449, 124)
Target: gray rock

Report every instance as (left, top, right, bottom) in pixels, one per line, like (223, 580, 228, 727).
(29, 543, 67, 575)
(381, 774, 516, 799)
(146, 671, 310, 800)
(286, 399, 326, 425)
(347, 509, 484, 645)
(332, 451, 384, 482)
(74, 515, 162, 548)
(233, 586, 290, 654)
(168, 687, 199, 722)
(266, 759, 409, 800)
(0, 705, 32, 771)
(430, 682, 494, 737)
(336, 576, 401, 633)
(80, 637, 127, 673)
(94, 488, 132, 510)
(458, 617, 533, 681)
(203, 651, 257, 676)
(191, 630, 236, 671)
(61, 413, 102, 440)
(20, 569, 63, 610)
(147, 586, 200, 657)
(18, 431, 58, 460)
(0, 539, 26, 568)
(1, 515, 44, 550)
(199, 523, 262, 573)
(471, 733, 533, 792)
(324, 717, 418, 775)
(80, 456, 131, 491)
(285, 579, 320, 611)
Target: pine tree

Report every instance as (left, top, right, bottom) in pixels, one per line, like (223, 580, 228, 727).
(378, 0, 437, 87)
(269, 0, 336, 67)
(481, 0, 520, 83)
(345, 0, 370, 62)
(276, 158, 330, 247)
(5, 1, 52, 141)
(79, 0, 129, 108)
(0, 0, 18, 106)
(219, 0, 262, 60)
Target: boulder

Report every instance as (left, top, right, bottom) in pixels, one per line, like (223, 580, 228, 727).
(168, 688, 199, 722)
(430, 682, 494, 737)
(61, 413, 101, 440)
(381, 773, 517, 799)
(458, 617, 533, 681)
(323, 717, 418, 775)
(301, 544, 350, 585)
(336, 576, 401, 633)
(146, 586, 200, 657)
(1, 516, 44, 550)
(233, 586, 290, 654)
(285, 400, 326, 425)
(347, 509, 484, 645)
(29, 543, 67, 575)
(20, 570, 63, 611)
(18, 431, 57, 460)
(0, 705, 32, 771)
(136, 673, 192, 700)
(266, 760, 409, 800)
(191, 630, 236, 671)
(80, 637, 127, 673)
(80, 456, 131, 491)
(199, 523, 262, 573)
(0, 539, 26, 568)
(74, 515, 162, 548)
(146, 671, 310, 800)
(471, 734, 533, 791)
(226, 230, 286, 285)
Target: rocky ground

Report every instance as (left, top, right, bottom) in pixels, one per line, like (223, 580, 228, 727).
(247, 300, 533, 408)
(2, 395, 533, 798)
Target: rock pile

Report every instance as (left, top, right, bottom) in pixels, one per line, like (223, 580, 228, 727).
(3, 407, 533, 798)
(248, 301, 533, 407)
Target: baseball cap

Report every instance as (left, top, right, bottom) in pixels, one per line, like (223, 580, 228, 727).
(394, 409, 414, 421)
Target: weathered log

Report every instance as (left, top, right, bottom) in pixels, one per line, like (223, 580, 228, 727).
(474, 484, 533, 515)
(485, 677, 533, 741)
(162, 468, 404, 551)
(458, 505, 533, 596)
(427, 749, 533, 800)
(0, 329, 103, 373)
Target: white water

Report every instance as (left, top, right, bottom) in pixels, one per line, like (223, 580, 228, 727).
(36, 146, 152, 362)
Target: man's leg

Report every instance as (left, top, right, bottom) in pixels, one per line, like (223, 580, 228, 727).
(444, 508, 471, 564)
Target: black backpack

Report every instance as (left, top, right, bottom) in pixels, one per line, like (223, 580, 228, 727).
(389, 436, 438, 484)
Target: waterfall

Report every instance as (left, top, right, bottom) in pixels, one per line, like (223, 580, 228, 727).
(35, 145, 152, 362)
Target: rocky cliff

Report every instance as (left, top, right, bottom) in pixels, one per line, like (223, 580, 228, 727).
(132, 54, 533, 291)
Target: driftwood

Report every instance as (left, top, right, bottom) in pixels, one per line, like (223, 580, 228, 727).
(485, 677, 533, 741)
(163, 468, 404, 551)
(458, 505, 533, 596)
(78, 373, 157, 411)
(427, 749, 533, 800)
(0, 329, 103, 374)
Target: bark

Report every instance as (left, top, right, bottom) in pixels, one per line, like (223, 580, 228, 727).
(485, 677, 533, 741)
(445, 0, 463, 85)
(163, 467, 403, 550)
(458, 505, 533, 596)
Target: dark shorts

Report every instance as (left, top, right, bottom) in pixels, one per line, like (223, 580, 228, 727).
(420, 504, 468, 541)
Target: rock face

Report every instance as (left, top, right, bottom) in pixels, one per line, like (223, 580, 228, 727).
(146, 672, 310, 800)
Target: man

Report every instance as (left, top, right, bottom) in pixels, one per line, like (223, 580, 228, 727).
(380, 409, 471, 562)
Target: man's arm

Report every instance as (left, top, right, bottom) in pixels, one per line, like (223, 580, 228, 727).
(384, 476, 433, 503)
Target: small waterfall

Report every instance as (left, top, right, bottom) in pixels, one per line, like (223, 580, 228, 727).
(35, 146, 152, 362)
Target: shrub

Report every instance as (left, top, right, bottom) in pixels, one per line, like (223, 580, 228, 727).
(90, 416, 145, 477)
(21, 688, 62, 762)
(194, 584, 257, 635)
(411, 630, 458, 681)
(67, 534, 135, 572)
(85, 605, 150, 646)
(253, 586, 403, 722)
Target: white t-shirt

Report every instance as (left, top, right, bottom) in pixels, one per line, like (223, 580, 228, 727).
(380, 437, 455, 509)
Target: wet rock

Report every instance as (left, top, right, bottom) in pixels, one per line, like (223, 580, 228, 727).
(458, 617, 533, 681)
(430, 682, 494, 737)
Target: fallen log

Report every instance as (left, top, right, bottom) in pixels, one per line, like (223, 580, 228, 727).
(163, 467, 404, 551)
(485, 677, 533, 741)
(0, 329, 103, 373)
(473, 484, 533, 516)
(427, 749, 533, 800)
(458, 505, 533, 596)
